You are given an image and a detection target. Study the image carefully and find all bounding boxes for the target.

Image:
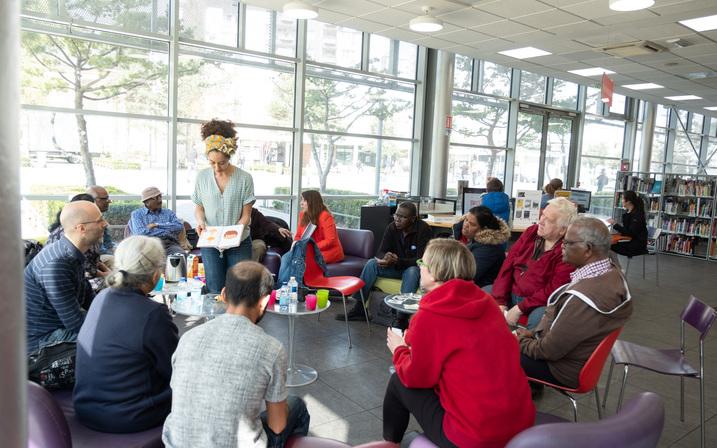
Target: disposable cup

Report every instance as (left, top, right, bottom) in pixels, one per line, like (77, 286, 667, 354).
(268, 289, 277, 308)
(316, 289, 329, 309)
(305, 294, 317, 311)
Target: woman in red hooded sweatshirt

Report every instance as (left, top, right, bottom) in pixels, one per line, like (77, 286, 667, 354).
(383, 239, 534, 448)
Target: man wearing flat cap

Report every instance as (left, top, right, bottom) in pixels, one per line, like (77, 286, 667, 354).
(129, 187, 185, 255)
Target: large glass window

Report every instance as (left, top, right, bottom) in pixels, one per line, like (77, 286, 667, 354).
(307, 22, 362, 69)
(244, 6, 297, 57)
(479, 62, 511, 97)
(179, 0, 238, 46)
(451, 95, 509, 147)
(551, 79, 578, 110)
(579, 117, 625, 194)
(368, 35, 417, 79)
(453, 54, 472, 91)
(520, 71, 547, 104)
(446, 146, 506, 195)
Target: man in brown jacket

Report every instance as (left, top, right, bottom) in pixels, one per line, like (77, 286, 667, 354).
(517, 216, 633, 389)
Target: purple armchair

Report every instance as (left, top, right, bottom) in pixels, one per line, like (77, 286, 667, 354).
(28, 382, 163, 448)
(506, 392, 664, 448)
(287, 436, 396, 447)
(325, 228, 374, 277)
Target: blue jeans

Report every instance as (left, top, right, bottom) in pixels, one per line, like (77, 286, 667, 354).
(37, 328, 79, 351)
(200, 237, 252, 293)
(482, 285, 545, 330)
(277, 251, 293, 286)
(359, 259, 420, 299)
(261, 396, 310, 448)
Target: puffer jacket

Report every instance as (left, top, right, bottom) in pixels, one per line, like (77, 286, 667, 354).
(467, 218, 511, 287)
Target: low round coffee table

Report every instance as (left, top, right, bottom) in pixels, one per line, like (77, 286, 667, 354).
(266, 301, 331, 387)
(383, 293, 422, 315)
(171, 293, 226, 319)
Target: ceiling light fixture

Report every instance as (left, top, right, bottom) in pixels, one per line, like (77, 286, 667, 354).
(409, 7, 443, 33)
(282, 1, 318, 20)
(608, 0, 654, 11)
(498, 47, 552, 59)
(679, 14, 717, 32)
(622, 83, 664, 90)
(665, 95, 702, 101)
(704, 107, 717, 111)
(568, 67, 616, 77)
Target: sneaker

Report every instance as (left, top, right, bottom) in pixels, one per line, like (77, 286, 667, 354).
(335, 302, 366, 321)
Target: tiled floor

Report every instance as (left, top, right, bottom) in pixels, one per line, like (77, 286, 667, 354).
(175, 254, 717, 447)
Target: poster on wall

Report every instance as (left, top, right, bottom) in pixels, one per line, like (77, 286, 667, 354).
(513, 190, 542, 230)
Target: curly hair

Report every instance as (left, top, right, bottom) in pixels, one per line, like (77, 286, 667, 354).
(201, 119, 237, 140)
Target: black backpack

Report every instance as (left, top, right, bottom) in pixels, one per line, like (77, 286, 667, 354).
(23, 239, 43, 266)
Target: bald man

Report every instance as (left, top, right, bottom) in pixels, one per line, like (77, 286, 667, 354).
(25, 201, 108, 359)
(86, 185, 115, 255)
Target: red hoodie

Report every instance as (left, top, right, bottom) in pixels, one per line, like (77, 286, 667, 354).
(393, 279, 535, 447)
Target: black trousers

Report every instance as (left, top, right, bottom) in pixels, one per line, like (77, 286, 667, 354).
(382, 373, 457, 448)
(520, 353, 564, 386)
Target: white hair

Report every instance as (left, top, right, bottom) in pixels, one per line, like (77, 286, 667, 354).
(546, 197, 578, 228)
(570, 217, 611, 255)
(106, 236, 165, 289)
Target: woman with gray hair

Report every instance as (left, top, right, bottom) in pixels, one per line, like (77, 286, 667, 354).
(490, 196, 578, 329)
(384, 239, 534, 447)
(73, 236, 179, 433)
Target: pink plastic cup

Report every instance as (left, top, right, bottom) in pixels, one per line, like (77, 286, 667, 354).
(305, 294, 317, 311)
(268, 289, 278, 308)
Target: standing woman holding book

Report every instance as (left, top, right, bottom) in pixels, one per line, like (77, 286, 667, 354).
(277, 190, 344, 283)
(193, 119, 255, 293)
(609, 190, 648, 257)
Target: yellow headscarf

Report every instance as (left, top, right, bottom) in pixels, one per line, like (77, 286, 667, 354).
(204, 134, 237, 157)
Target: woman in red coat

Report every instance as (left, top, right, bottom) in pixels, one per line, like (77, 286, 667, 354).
(384, 239, 535, 448)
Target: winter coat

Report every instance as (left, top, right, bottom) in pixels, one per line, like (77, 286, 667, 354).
(480, 191, 511, 224)
(467, 218, 511, 287)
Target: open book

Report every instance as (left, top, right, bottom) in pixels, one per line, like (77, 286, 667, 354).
(197, 224, 245, 250)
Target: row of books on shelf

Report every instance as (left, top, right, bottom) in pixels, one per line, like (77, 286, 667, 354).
(661, 218, 712, 237)
(656, 234, 709, 257)
(619, 175, 659, 194)
(662, 199, 713, 217)
(663, 177, 714, 197)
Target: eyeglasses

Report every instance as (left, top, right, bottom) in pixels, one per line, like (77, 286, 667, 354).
(78, 216, 106, 226)
(416, 258, 429, 269)
(393, 213, 410, 220)
(563, 239, 590, 247)
(96, 196, 110, 201)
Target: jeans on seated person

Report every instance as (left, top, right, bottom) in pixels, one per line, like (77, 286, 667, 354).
(260, 396, 310, 448)
(37, 327, 79, 351)
(200, 237, 252, 293)
(482, 285, 545, 330)
(277, 251, 292, 285)
(359, 258, 420, 299)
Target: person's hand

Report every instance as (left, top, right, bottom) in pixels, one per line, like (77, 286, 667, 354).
(384, 252, 398, 265)
(515, 327, 534, 339)
(196, 222, 206, 235)
(376, 257, 389, 267)
(147, 223, 158, 230)
(278, 228, 292, 239)
(95, 262, 111, 278)
(386, 327, 406, 354)
(606, 218, 615, 225)
(505, 305, 522, 326)
(499, 305, 508, 312)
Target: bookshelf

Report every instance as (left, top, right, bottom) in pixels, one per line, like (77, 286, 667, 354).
(614, 171, 717, 261)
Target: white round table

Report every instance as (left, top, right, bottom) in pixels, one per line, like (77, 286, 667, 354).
(266, 301, 331, 387)
(171, 293, 226, 319)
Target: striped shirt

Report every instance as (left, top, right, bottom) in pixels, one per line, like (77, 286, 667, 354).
(191, 167, 255, 241)
(129, 207, 183, 240)
(25, 236, 90, 354)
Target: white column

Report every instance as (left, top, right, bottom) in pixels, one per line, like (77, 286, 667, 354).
(640, 102, 656, 173)
(428, 50, 454, 198)
(0, 1, 26, 447)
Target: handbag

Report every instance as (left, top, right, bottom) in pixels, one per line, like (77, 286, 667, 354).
(28, 342, 77, 390)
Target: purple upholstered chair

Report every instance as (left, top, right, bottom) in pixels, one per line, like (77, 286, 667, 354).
(506, 392, 665, 448)
(602, 295, 716, 448)
(28, 382, 164, 448)
(325, 228, 374, 277)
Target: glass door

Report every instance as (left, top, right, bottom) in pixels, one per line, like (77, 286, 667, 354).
(513, 108, 576, 196)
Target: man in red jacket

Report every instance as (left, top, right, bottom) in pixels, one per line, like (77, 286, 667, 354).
(489, 197, 577, 329)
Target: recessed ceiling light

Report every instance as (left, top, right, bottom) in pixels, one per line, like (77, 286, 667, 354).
(665, 95, 702, 101)
(568, 67, 616, 77)
(609, 0, 654, 12)
(704, 106, 717, 111)
(409, 7, 443, 33)
(622, 83, 664, 90)
(679, 14, 717, 32)
(282, 1, 318, 20)
(498, 47, 552, 59)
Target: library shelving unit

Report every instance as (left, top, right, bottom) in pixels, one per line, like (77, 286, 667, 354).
(614, 171, 717, 261)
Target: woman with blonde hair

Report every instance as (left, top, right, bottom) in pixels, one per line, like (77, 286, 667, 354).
(384, 239, 534, 447)
(74, 236, 178, 433)
(193, 119, 256, 293)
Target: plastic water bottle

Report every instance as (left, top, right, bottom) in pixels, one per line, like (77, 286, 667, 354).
(288, 276, 298, 313)
(279, 283, 289, 313)
(177, 277, 188, 301)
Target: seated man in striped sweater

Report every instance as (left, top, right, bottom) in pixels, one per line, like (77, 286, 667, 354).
(25, 200, 108, 363)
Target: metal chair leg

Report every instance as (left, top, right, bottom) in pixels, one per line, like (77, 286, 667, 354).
(602, 357, 615, 411)
(360, 290, 371, 334)
(594, 388, 603, 420)
(680, 376, 685, 422)
(700, 375, 705, 448)
(568, 395, 578, 422)
(341, 294, 352, 349)
(617, 364, 629, 412)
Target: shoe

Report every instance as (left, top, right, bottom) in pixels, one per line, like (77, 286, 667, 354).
(335, 302, 366, 321)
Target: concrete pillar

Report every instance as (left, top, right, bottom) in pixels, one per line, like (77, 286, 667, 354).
(428, 50, 454, 198)
(639, 102, 656, 174)
(0, 1, 26, 447)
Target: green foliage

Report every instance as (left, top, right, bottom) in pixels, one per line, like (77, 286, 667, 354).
(103, 200, 142, 225)
(94, 158, 141, 170)
(272, 187, 368, 229)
